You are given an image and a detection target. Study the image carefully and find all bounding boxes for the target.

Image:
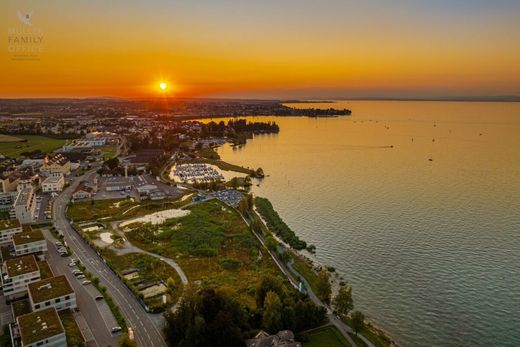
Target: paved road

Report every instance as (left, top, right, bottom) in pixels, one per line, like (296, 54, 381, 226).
(43, 230, 119, 347)
(53, 170, 167, 347)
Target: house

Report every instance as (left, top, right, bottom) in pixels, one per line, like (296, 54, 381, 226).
(28, 275, 76, 312)
(41, 174, 65, 193)
(104, 177, 133, 192)
(0, 219, 22, 244)
(13, 186, 37, 224)
(0, 174, 19, 193)
(16, 307, 67, 347)
(12, 229, 47, 256)
(72, 182, 95, 200)
(1, 255, 41, 299)
(40, 154, 71, 177)
(246, 330, 301, 347)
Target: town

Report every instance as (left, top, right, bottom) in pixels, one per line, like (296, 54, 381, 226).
(0, 99, 388, 347)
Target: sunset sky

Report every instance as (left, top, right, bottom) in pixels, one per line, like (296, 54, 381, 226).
(1, 0, 519, 99)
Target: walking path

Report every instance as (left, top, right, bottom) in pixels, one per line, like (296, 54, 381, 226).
(242, 208, 376, 347)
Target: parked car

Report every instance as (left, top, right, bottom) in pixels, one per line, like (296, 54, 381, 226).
(72, 270, 82, 275)
(95, 296, 104, 301)
(55, 241, 63, 247)
(76, 275, 86, 279)
(68, 261, 76, 267)
(82, 280, 91, 285)
(111, 326, 122, 334)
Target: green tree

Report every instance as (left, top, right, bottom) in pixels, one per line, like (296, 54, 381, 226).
(262, 291, 283, 333)
(256, 274, 284, 307)
(351, 310, 365, 335)
(118, 333, 138, 347)
(315, 269, 332, 304)
(265, 235, 278, 251)
(333, 284, 354, 317)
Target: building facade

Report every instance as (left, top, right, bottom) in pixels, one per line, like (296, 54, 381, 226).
(28, 275, 77, 312)
(0, 219, 22, 244)
(13, 187, 37, 224)
(42, 175, 65, 193)
(1, 255, 41, 299)
(13, 229, 47, 256)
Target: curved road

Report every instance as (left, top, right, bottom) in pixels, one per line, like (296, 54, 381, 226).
(54, 170, 167, 347)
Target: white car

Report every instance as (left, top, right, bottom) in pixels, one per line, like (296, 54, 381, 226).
(68, 262, 76, 267)
(76, 275, 86, 279)
(82, 280, 92, 285)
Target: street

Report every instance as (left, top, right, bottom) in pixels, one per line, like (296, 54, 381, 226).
(53, 170, 167, 347)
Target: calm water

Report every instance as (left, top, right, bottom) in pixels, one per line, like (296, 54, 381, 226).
(210, 101, 520, 347)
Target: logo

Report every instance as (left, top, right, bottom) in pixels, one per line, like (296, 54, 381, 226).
(17, 10, 33, 26)
(7, 9, 44, 61)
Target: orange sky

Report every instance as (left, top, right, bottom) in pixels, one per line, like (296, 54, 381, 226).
(1, 1, 519, 99)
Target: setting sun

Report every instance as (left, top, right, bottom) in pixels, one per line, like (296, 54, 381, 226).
(159, 82, 167, 90)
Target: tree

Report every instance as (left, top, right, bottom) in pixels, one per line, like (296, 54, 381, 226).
(351, 310, 365, 335)
(262, 291, 283, 333)
(315, 269, 332, 304)
(118, 333, 138, 347)
(265, 235, 278, 251)
(256, 274, 284, 307)
(333, 284, 353, 317)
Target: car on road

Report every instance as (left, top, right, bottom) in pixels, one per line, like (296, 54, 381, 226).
(111, 326, 123, 334)
(95, 296, 104, 301)
(82, 280, 91, 285)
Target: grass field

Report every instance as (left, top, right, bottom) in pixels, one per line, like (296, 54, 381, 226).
(0, 135, 65, 157)
(68, 197, 186, 223)
(304, 326, 351, 347)
(125, 199, 281, 308)
(290, 252, 320, 294)
(99, 145, 117, 159)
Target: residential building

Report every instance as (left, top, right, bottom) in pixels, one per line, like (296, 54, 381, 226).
(72, 181, 95, 200)
(246, 330, 301, 347)
(40, 155, 71, 177)
(13, 186, 37, 224)
(0, 175, 19, 193)
(28, 275, 76, 312)
(12, 229, 47, 256)
(1, 255, 41, 299)
(0, 192, 17, 216)
(16, 307, 66, 347)
(0, 219, 22, 244)
(41, 175, 65, 193)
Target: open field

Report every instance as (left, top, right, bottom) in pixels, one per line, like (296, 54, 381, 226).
(125, 199, 282, 308)
(303, 326, 351, 347)
(0, 135, 66, 157)
(0, 134, 24, 142)
(99, 145, 117, 159)
(68, 197, 187, 223)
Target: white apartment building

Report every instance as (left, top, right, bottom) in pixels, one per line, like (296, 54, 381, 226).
(0, 219, 22, 244)
(28, 275, 76, 312)
(17, 307, 67, 347)
(1, 255, 41, 299)
(13, 187, 37, 224)
(12, 229, 47, 256)
(41, 174, 65, 193)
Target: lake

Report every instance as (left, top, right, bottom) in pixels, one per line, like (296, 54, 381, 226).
(210, 101, 520, 347)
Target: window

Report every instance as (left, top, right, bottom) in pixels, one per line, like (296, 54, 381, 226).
(45, 301, 50, 306)
(35, 304, 40, 309)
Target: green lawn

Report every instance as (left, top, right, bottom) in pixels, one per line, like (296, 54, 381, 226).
(0, 135, 65, 157)
(304, 326, 351, 347)
(125, 200, 281, 308)
(59, 309, 85, 347)
(99, 145, 117, 159)
(290, 252, 320, 294)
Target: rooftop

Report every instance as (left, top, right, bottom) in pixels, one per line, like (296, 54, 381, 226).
(28, 275, 74, 303)
(17, 307, 64, 346)
(45, 154, 70, 167)
(0, 219, 21, 231)
(42, 175, 64, 184)
(5, 255, 39, 277)
(14, 187, 34, 207)
(13, 229, 45, 246)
